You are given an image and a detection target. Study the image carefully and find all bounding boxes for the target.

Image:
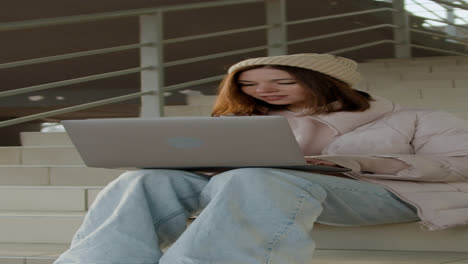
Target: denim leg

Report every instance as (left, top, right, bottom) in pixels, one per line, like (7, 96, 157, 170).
(54, 169, 209, 264)
(160, 168, 326, 264)
(160, 168, 419, 264)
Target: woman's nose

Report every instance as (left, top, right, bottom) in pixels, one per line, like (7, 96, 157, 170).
(256, 83, 277, 93)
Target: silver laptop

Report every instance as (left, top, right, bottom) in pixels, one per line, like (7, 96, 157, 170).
(61, 116, 350, 173)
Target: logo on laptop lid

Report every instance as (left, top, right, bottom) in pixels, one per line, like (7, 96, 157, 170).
(167, 137, 202, 149)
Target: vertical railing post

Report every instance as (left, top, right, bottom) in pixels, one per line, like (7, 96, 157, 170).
(140, 11, 165, 117)
(445, 2, 456, 42)
(392, 0, 411, 58)
(265, 0, 287, 56)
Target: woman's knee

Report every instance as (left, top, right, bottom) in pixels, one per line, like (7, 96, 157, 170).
(206, 167, 293, 196)
(207, 168, 326, 199)
(116, 169, 208, 190)
(211, 168, 273, 185)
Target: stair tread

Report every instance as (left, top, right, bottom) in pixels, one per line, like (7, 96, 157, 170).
(0, 248, 467, 263)
(0, 210, 86, 217)
(0, 185, 103, 189)
(0, 146, 76, 149)
(0, 242, 69, 257)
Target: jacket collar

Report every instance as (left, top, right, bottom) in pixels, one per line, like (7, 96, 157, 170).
(274, 96, 398, 135)
(313, 96, 398, 135)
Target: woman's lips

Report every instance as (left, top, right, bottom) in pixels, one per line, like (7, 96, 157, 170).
(261, 95, 287, 101)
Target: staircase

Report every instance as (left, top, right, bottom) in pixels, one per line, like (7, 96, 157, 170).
(1, 57, 468, 263)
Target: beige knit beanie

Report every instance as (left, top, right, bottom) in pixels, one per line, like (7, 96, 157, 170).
(228, 53, 361, 87)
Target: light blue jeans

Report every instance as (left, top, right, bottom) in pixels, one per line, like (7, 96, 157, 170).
(54, 168, 419, 264)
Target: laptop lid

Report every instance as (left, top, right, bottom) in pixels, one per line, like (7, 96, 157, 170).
(62, 116, 308, 169)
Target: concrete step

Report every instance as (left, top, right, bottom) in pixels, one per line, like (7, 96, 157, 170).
(0, 211, 84, 244)
(368, 79, 454, 90)
(309, 249, 468, 264)
(360, 71, 402, 82)
(312, 223, 468, 252)
(1, 213, 467, 251)
(0, 146, 83, 165)
(402, 72, 468, 81)
(0, 165, 125, 186)
(0, 242, 69, 264)
(1, 247, 467, 264)
(0, 186, 103, 211)
(431, 65, 468, 72)
(359, 66, 430, 74)
(368, 56, 459, 64)
(0, 148, 21, 165)
(20, 132, 72, 147)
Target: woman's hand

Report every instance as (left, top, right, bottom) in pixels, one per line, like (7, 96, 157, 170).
(304, 157, 342, 167)
(305, 155, 410, 174)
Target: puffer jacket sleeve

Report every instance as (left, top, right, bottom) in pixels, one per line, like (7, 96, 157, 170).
(365, 154, 468, 182)
(321, 110, 468, 182)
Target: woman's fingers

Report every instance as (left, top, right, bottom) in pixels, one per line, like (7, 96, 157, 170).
(305, 158, 340, 167)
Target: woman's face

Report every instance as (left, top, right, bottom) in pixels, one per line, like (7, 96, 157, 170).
(237, 68, 309, 112)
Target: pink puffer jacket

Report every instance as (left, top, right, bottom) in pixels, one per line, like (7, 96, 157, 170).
(320, 104, 468, 230)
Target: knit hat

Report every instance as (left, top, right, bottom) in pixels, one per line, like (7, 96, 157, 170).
(228, 53, 361, 87)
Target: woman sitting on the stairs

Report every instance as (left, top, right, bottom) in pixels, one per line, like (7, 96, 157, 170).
(54, 53, 468, 264)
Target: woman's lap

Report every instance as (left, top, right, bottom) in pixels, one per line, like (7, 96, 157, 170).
(203, 168, 419, 226)
(54, 168, 419, 264)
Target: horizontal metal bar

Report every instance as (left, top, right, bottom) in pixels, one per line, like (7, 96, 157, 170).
(0, 9, 159, 32)
(431, 0, 468, 10)
(410, 28, 468, 45)
(0, 66, 153, 98)
(412, 0, 447, 24)
(0, 0, 263, 32)
(159, 0, 263, 12)
(0, 73, 227, 127)
(163, 74, 226, 92)
(0, 91, 153, 128)
(163, 25, 272, 44)
(0, 43, 154, 70)
(287, 24, 396, 45)
(163, 45, 269, 67)
(286, 7, 397, 26)
(410, 44, 468, 56)
(327, 40, 397, 55)
(422, 17, 468, 30)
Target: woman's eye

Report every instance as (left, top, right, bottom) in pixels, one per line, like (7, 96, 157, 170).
(239, 83, 255, 86)
(278, 82, 296, 85)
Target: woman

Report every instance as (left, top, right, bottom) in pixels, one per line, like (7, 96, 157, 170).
(54, 53, 468, 264)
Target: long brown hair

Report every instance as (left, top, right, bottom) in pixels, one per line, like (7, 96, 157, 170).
(211, 65, 373, 116)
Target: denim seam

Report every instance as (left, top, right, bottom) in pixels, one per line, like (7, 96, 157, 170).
(153, 191, 202, 229)
(264, 192, 308, 264)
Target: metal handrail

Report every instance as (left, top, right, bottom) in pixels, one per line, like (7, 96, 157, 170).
(0, 74, 228, 128)
(0, 43, 153, 70)
(288, 24, 397, 45)
(163, 25, 273, 44)
(431, 0, 468, 10)
(410, 43, 468, 56)
(0, 67, 153, 98)
(163, 74, 226, 93)
(410, 28, 468, 45)
(410, 0, 468, 39)
(163, 45, 271, 67)
(327, 40, 397, 55)
(411, 0, 449, 27)
(0, 91, 154, 128)
(0, 0, 263, 32)
(3, 0, 462, 129)
(422, 17, 468, 30)
(286, 7, 397, 25)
